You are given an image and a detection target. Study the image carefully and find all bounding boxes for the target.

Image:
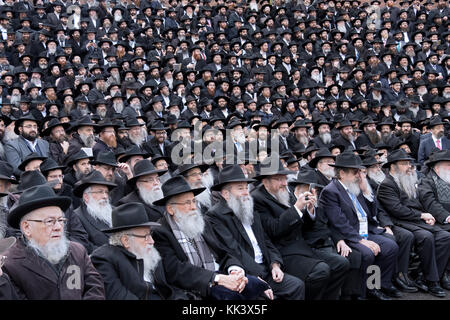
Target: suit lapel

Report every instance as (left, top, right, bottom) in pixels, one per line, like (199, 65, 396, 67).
(230, 214, 253, 249)
(81, 205, 110, 232)
(333, 180, 357, 215)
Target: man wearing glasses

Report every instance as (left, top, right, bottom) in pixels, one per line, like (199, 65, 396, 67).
(4, 114, 49, 176)
(2, 185, 105, 299)
(91, 202, 188, 300)
(320, 151, 400, 300)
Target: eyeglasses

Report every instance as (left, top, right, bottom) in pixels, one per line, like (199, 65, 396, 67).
(27, 217, 67, 227)
(185, 171, 202, 178)
(126, 233, 153, 241)
(170, 199, 197, 207)
(0, 255, 6, 268)
(88, 190, 109, 195)
(139, 177, 160, 184)
(22, 125, 38, 129)
(48, 174, 64, 180)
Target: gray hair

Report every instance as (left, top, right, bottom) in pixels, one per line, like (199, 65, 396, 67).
(83, 186, 92, 198)
(109, 230, 128, 247)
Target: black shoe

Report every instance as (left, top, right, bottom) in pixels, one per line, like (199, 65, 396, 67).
(367, 289, 392, 301)
(426, 281, 446, 298)
(440, 273, 450, 291)
(381, 285, 403, 298)
(394, 273, 418, 293)
(414, 276, 429, 292)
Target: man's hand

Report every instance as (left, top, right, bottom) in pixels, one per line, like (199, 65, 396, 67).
(385, 226, 394, 235)
(295, 192, 309, 211)
(446, 216, 450, 224)
(264, 288, 274, 300)
(359, 238, 381, 256)
(336, 240, 352, 257)
(421, 213, 435, 225)
(217, 274, 247, 293)
(358, 170, 371, 196)
(271, 262, 284, 283)
(117, 162, 133, 179)
(61, 141, 69, 154)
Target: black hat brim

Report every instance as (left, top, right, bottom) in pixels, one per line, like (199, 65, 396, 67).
(127, 168, 168, 186)
(73, 180, 118, 197)
(254, 169, 296, 180)
(381, 157, 415, 168)
(153, 186, 206, 206)
(102, 221, 161, 233)
(211, 177, 257, 191)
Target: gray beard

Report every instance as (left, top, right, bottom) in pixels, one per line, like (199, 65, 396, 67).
(343, 179, 361, 197)
(409, 106, 419, 117)
(173, 208, 205, 240)
(129, 243, 162, 283)
(0, 205, 7, 239)
(80, 133, 96, 148)
(10, 94, 21, 107)
(298, 135, 309, 146)
(227, 193, 254, 226)
(86, 197, 112, 227)
(274, 188, 291, 207)
(320, 132, 332, 144)
(129, 132, 145, 146)
(320, 167, 335, 180)
(113, 102, 124, 113)
(201, 169, 214, 189)
(196, 189, 212, 208)
(79, 107, 89, 116)
(28, 233, 70, 265)
(367, 129, 381, 145)
(381, 132, 392, 144)
(138, 185, 164, 206)
(392, 171, 418, 199)
(368, 169, 386, 185)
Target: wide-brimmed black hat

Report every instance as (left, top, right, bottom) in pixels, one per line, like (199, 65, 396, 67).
(288, 167, 324, 188)
(94, 118, 120, 133)
(118, 145, 150, 163)
(14, 114, 39, 135)
(127, 159, 167, 186)
(66, 150, 93, 166)
(382, 149, 415, 168)
(91, 151, 118, 168)
(73, 170, 117, 197)
(309, 148, 336, 168)
(329, 151, 365, 169)
(153, 175, 205, 206)
(18, 152, 47, 171)
(376, 118, 396, 130)
(211, 164, 256, 191)
(41, 118, 70, 136)
(362, 155, 383, 167)
(177, 162, 209, 176)
(427, 115, 446, 128)
(254, 156, 296, 180)
(0, 161, 17, 185)
(16, 170, 53, 192)
(102, 202, 160, 233)
(424, 149, 450, 167)
(8, 185, 72, 229)
(40, 158, 66, 174)
(71, 115, 98, 131)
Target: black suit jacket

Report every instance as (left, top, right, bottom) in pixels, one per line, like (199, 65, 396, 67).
(206, 199, 283, 279)
(118, 190, 165, 222)
(152, 215, 244, 298)
(74, 203, 110, 254)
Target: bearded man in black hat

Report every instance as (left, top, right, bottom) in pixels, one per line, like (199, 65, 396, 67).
(418, 116, 450, 165)
(42, 118, 70, 166)
(206, 165, 305, 300)
(152, 176, 271, 300)
(67, 115, 98, 161)
(378, 149, 450, 297)
(3, 185, 105, 299)
(91, 202, 189, 300)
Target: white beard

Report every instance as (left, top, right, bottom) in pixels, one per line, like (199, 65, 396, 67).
(10, 94, 21, 107)
(4, 130, 18, 141)
(196, 189, 212, 208)
(368, 169, 386, 185)
(337, 24, 347, 33)
(235, 133, 246, 145)
(138, 184, 164, 206)
(113, 101, 124, 113)
(28, 233, 70, 265)
(409, 106, 419, 117)
(443, 92, 450, 99)
(129, 131, 145, 146)
(311, 73, 322, 83)
(86, 196, 113, 227)
(274, 188, 291, 207)
(343, 179, 361, 197)
(201, 169, 214, 189)
(320, 167, 335, 180)
(173, 208, 205, 240)
(392, 170, 418, 199)
(129, 241, 161, 283)
(320, 132, 332, 144)
(80, 133, 96, 148)
(227, 193, 254, 226)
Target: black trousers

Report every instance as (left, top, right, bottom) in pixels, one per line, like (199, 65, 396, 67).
(311, 245, 351, 300)
(388, 226, 415, 274)
(266, 273, 305, 300)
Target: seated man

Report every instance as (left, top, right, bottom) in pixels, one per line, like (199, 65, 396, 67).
(152, 176, 270, 300)
(206, 165, 305, 300)
(378, 149, 450, 296)
(320, 151, 400, 300)
(3, 185, 105, 299)
(91, 202, 188, 300)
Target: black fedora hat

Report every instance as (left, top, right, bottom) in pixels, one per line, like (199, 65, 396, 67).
(118, 145, 150, 163)
(288, 167, 324, 188)
(102, 202, 160, 233)
(66, 150, 93, 166)
(40, 158, 66, 174)
(91, 151, 118, 168)
(127, 159, 167, 186)
(0, 161, 17, 185)
(41, 118, 70, 136)
(71, 115, 98, 131)
(73, 170, 117, 197)
(153, 175, 205, 206)
(309, 148, 336, 168)
(329, 150, 365, 169)
(8, 185, 72, 229)
(177, 162, 209, 176)
(424, 149, 450, 167)
(254, 156, 296, 180)
(427, 115, 446, 128)
(211, 164, 256, 191)
(382, 149, 415, 168)
(362, 155, 383, 167)
(18, 152, 47, 171)
(94, 118, 120, 133)
(14, 114, 39, 135)
(16, 170, 56, 192)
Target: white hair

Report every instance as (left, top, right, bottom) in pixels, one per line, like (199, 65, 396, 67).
(391, 168, 418, 199)
(137, 182, 164, 206)
(84, 187, 113, 227)
(28, 233, 70, 265)
(227, 192, 254, 226)
(171, 206, 205, 240)
(274, 188, 291, 207)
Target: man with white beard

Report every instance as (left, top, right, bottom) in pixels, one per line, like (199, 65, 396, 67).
(126, 117, 147, 147)
(312, 119, 333, 149)
(206, 165, 305, 300)
(309, 148, 336, 187)
(332, 119, 357, 150)
(152, 176, 271, 300)
(252, 158, 334, 300)
(67, 115, 97, 160)
(3, 185, 105, 299)
(378, 149, 450, 297)
(119, 160, 167, 222)
(288, 120, 310, 150)
(91, 202, 188, 300)
(73, 170, 117, 254)
(179, 163, 212, 214)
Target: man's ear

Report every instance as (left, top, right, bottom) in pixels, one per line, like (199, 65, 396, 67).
(166, 204, 174, 216)
(221, 189, 230, 201)
(120, 235, 130, 249)
(20, 220, 32, 239)
(83, 192, 89, 204)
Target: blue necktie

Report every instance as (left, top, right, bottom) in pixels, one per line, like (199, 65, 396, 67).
(349, 193, 366, 219)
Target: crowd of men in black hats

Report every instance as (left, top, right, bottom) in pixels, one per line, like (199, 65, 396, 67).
(0, 0, 450, 301)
